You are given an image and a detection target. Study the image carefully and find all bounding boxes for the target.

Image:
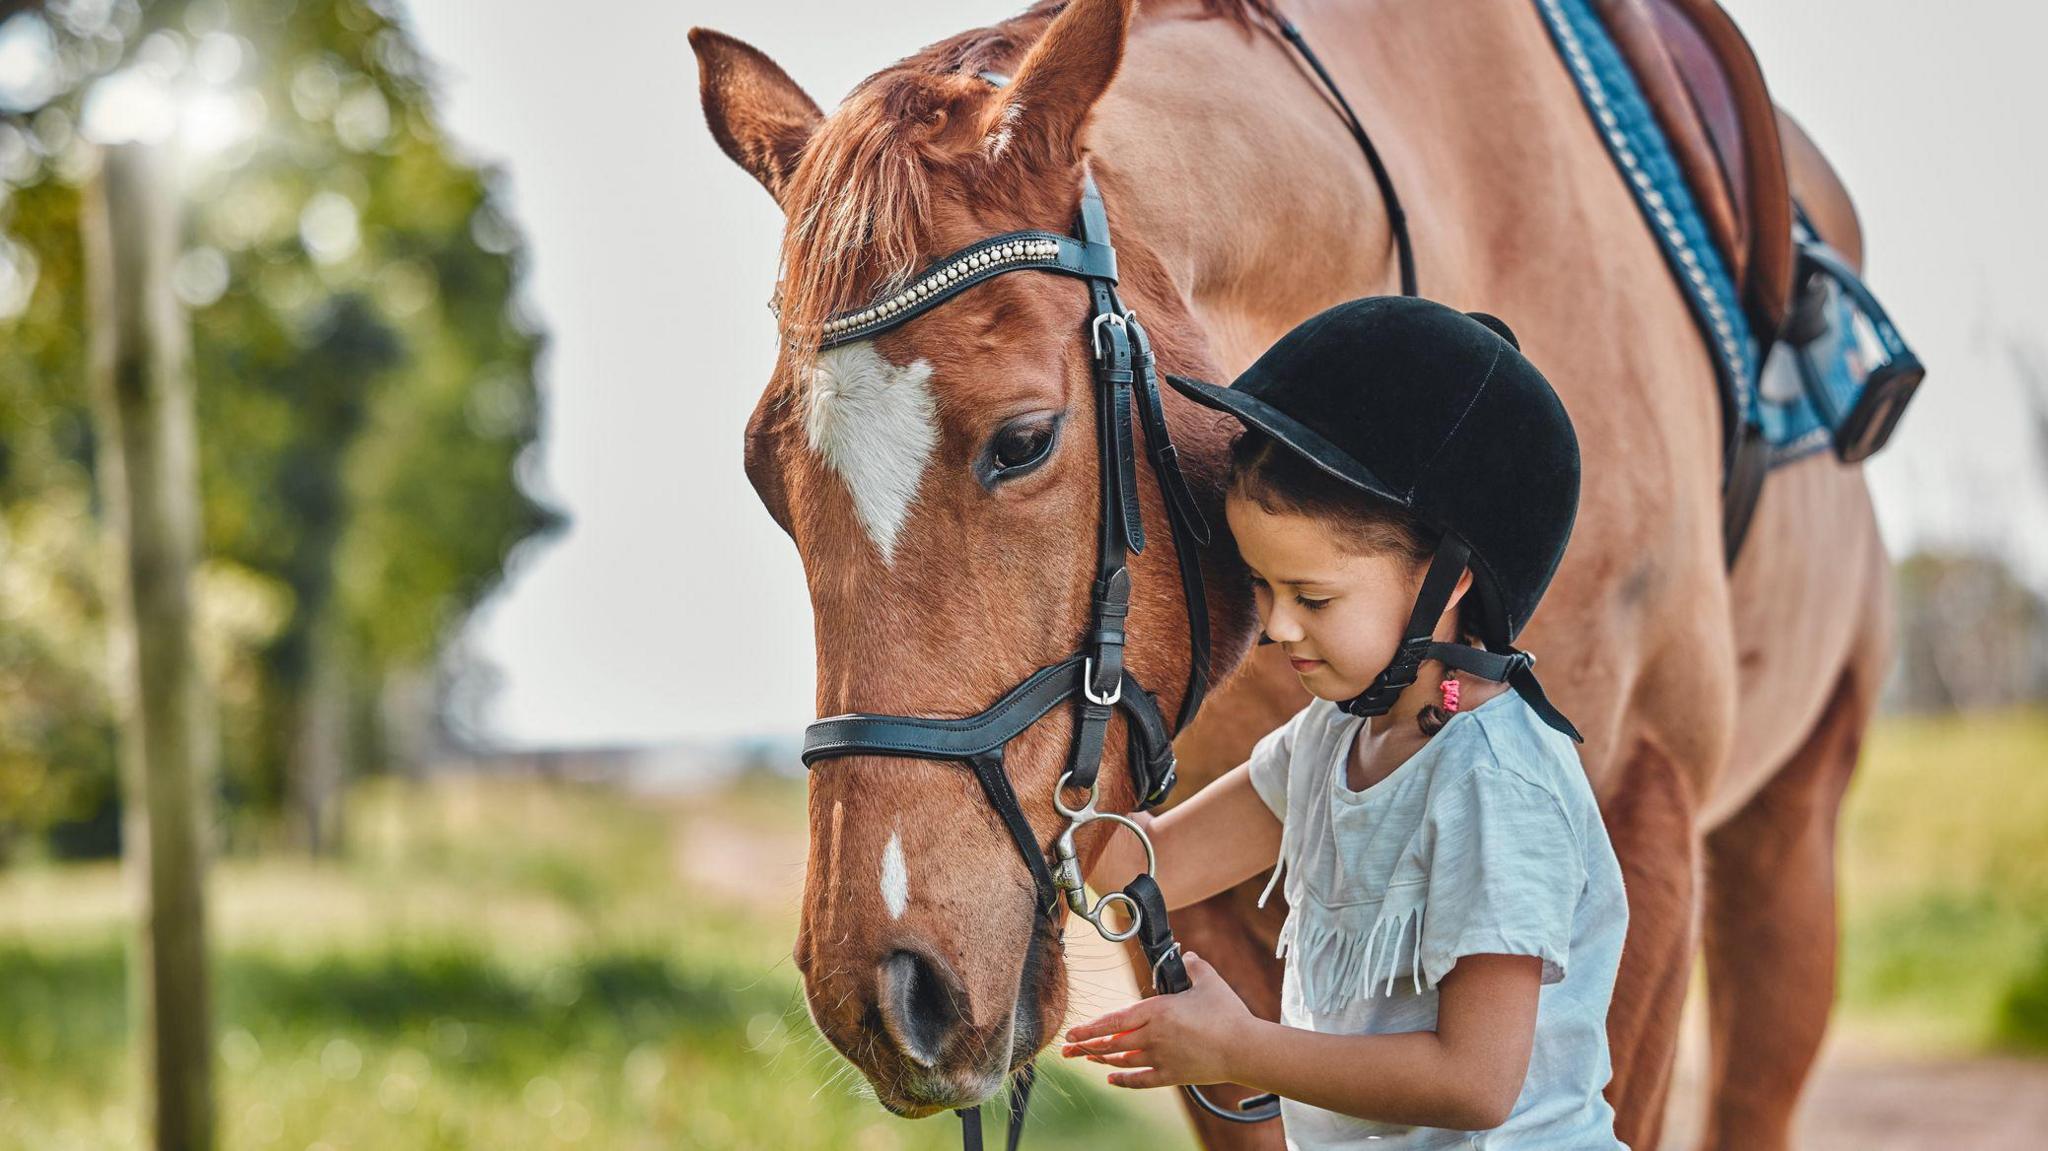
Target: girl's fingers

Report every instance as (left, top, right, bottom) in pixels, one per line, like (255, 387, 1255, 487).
(1107, 1068, 1169, 1090)
(1091, 1048, 1151, 1068)
(1065, 1004, 1152, 1043)
(1060, 1034, 1127, 1057)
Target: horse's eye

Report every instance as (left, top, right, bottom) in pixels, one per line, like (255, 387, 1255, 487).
(989, 414, 1060, 478)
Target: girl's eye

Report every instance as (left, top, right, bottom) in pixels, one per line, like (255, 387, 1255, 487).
(986, 413, 1061, 480)
(1295, 595, 1330, 612)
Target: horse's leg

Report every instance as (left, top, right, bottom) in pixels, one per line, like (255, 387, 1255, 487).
(1123, 882, 1289, 1150)
(1696, 648, 1882, 1150)
(1601, 742, 1702, 1151)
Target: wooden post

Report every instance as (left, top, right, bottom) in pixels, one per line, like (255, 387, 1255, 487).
(83, 141, 217, 1151)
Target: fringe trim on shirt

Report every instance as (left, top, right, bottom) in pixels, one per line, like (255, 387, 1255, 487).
(1256, 831, 1290, 910)
(1274, 891, 1429, 1014)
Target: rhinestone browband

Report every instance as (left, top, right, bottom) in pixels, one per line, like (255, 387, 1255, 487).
(815, 229, 1115, 349)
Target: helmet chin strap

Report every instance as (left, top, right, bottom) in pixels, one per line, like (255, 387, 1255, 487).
(1337, 537, 1478, 717)
(1253, 538, 1585, 741)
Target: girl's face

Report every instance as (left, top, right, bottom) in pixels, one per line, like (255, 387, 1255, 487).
(1224, 495, 1456, 702)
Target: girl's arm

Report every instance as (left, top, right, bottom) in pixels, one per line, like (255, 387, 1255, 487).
(1085, 761, 1280, 911)
(1065, 951, 1543, 1130)
(1228, 953, 1543, 1128)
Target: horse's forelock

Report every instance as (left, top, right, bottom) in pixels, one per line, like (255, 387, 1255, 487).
(770, 1, 1264, 386)
(773, 72, 1033, 392)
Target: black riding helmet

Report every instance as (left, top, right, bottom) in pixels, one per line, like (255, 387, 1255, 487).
(1166, 296, 1583, 741)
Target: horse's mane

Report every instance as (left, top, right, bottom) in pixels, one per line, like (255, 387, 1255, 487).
(772, 1, 1263, 380)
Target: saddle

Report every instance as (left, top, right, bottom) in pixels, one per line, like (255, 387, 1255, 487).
(1577, 0, 1925, 560)
(1596, 0, 1792, 337)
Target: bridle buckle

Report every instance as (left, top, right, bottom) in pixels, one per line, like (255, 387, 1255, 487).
(1081, 656, 1122, 705)
(1089, 310, 1131, 361)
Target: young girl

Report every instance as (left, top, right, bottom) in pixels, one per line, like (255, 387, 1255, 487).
(1066, 297, 1629, 1148)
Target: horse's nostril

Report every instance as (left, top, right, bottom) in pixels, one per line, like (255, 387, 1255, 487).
(878, 948, 966, 1068)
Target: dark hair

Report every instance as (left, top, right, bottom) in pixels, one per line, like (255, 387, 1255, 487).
(1227, 430, 1472, 736)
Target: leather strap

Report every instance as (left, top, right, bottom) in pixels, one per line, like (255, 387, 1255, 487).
(967, 752, 1063, 917)
(1251, 0, 1417, 297)
(802, 655, 1176, 795)
(819, 230, 1118, 349)
(1084, 225, 1145, 554)
(1128, 316, 1214, 732)
(1340, 538, 1473, 716)
(1005, 1063, 1035, 1151)
(1720, 421, 1767, 564)
(1124, 875, 1283, 1124)
(954, 1063, 1036, 1151)
(1340, 538, 1584, 742)
(804, 656, 1099, 763)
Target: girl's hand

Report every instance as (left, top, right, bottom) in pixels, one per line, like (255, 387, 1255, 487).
(1058, 952, 1255, 1089)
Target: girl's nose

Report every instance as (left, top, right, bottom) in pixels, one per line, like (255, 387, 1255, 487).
(1264, 607, 1306, 644)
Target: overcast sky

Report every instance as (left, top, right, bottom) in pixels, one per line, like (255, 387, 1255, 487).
(400, 0, 2048, 749)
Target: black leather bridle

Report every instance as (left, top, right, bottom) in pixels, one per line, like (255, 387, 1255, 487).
(795, 10, 1414, 1147)
(799, 165, 1265, 1146)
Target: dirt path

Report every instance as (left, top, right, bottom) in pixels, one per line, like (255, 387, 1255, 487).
(674, 798, 2048, 1149)
(1657, 1013, 2048, 1150)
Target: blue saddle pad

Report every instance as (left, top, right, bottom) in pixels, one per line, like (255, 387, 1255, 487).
(1532, 0, 1889, 470)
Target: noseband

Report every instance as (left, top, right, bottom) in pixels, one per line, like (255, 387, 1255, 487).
(797, 15, 1414, 1143)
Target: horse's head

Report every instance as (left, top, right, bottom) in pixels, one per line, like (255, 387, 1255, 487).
(692, 0, 1246, 1116)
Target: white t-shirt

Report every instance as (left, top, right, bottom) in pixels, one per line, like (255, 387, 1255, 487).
(1245, 690, 1629, 1149)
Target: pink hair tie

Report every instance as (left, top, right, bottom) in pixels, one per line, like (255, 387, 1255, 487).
(1439, 676, 1460, 714)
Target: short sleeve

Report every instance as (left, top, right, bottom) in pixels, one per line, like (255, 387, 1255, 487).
(1415, 764, 1585, 989)
(1245, 702, 1316, 819)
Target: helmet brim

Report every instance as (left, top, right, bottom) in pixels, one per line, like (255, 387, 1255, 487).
(1164, 372, 1407, 511)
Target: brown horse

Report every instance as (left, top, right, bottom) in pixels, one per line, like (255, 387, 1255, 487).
(691, 1, 1890, 1147)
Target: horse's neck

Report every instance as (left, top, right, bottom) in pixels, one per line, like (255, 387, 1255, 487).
(1094, 0, 1600, 370)
(1082, 1, 1643, 702)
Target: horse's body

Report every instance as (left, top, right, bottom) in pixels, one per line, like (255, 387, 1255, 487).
(693, 2, 1890, 1147)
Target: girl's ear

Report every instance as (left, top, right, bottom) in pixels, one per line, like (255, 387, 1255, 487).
(1436, 567, 1477, 635)
(1450, 568, 1475, 605)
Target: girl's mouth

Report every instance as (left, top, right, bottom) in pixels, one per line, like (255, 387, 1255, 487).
(1288, 657, 1323, 672)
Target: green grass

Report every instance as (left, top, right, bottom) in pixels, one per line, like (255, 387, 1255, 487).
(1835, 708, 2048, 1052)
(0, 775, 1186, 1150)
(1, 710, 2042, 1147)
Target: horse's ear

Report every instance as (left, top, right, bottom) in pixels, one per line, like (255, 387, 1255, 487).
(980, 0, 1133, 172)
(690, 28, 823, 208)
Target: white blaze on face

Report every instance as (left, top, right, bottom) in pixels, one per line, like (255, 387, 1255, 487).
(805, 343, 938, 564)
(880, 830, 910, 920)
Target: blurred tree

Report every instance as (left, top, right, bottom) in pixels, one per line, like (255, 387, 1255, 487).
(0, 0, 562, 858)
(1887, 551, 2048, 712)
(85, 140, 217, 1151)
(1883, 340, 2048, 714)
